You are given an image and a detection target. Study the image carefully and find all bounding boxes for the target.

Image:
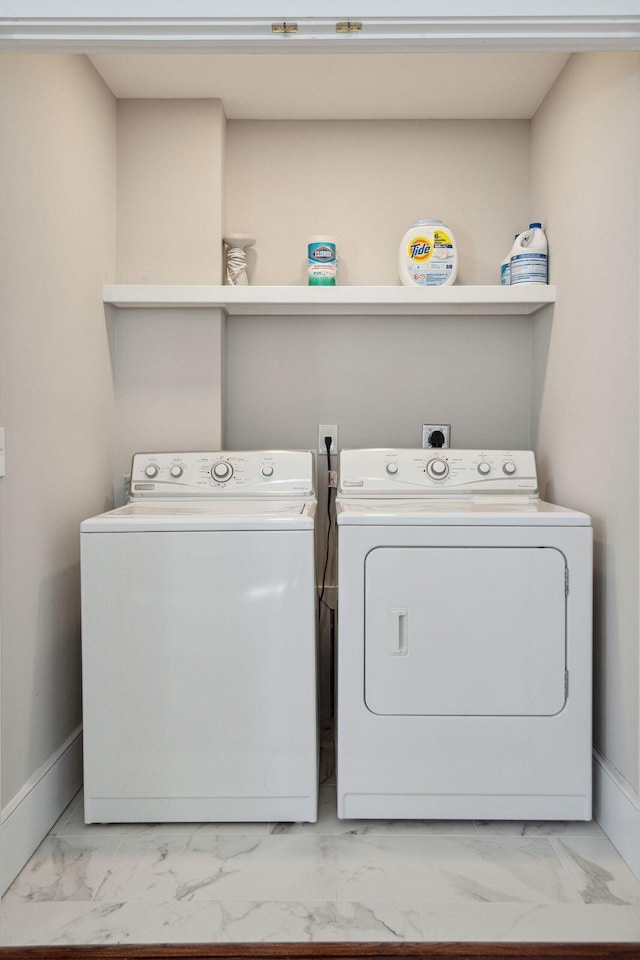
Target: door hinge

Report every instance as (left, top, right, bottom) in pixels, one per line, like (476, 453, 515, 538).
(271, 21, 298, 33)
(336, 21, 363, 33)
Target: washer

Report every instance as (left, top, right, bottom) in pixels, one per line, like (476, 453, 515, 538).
(81, 450, 318, 824)
(336, 448, 593, 821)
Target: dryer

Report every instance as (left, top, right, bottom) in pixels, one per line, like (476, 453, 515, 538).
(81, 450, 318, 824)
(336, 448, 592, 821)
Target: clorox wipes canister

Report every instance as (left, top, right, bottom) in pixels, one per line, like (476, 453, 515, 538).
(398, 219, 458, 287)
(308, 236, 337, 285)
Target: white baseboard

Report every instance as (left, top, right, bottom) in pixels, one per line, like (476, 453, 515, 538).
(0, 726, 83, 896)
(593, 748, 640, 878)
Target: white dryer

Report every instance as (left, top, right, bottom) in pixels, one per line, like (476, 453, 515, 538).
(81, 450, 318, 824)
(336, 448, 593, 821)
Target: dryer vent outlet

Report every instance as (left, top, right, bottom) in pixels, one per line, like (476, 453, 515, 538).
(422, 424, 451, 448)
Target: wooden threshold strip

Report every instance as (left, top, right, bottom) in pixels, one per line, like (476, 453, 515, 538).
(0, 942, 638, 960)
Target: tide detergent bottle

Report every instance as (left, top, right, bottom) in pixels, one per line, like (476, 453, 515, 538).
(399, 219, 458, 287)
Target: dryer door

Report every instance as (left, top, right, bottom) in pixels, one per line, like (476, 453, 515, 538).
(364, 546, 567, 716)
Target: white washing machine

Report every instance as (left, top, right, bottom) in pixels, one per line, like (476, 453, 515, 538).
(336, 448, 593, 821)
(81, 449, 318, 824)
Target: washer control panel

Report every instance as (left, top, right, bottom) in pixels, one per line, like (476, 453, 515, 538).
(129, 450, 315, 498)
(339, 449, 538, 497)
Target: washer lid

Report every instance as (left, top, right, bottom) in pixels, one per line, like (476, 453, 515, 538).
(337, 498, 591, 526)
(81, 499, 316, 532)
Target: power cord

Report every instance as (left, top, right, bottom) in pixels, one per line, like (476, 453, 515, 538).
(318, 434, 333, 612)
(319, 434, 336, 721)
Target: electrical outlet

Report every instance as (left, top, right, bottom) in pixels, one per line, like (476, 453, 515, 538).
(319, 424, 338, 455)
(422, 424, 451, 448)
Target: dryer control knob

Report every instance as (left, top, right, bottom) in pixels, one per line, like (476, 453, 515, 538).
(503, 461, 517, 475)
(212, 461, 234, 482)
(386, 462, 399, 475)
(262, 465, 274, 477)
(144, 464, 159, 478)
(477, 462, 491, 476)
(170, 465, 183, 478)
(427, 458, 449, 479)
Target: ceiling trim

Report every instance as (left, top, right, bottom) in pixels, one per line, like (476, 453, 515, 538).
(1, 12, 640, 54)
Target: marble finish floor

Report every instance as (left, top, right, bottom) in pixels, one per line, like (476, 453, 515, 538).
(1, 785, 639, 946)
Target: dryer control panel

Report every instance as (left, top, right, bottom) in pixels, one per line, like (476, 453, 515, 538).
(339, 449, 538, 497)
(129, 450, 315, 498)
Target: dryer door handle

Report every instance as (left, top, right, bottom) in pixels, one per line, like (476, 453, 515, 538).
(389, 606, 408, 656)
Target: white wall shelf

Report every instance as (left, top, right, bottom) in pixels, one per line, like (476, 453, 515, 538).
(103, 284, 555, 317)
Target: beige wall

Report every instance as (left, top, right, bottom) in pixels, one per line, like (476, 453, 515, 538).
(224, 118, 534, 454)
(117, 98, 226, 284)
(0, 55, 117, 806)
(112, 307, 225, 484)
(225, 119, 530, 287)
(531, 52, 640, 791)
(225, 313, 533, 453)
(113, 99, 227, 479)
(224, 121, 534, 456)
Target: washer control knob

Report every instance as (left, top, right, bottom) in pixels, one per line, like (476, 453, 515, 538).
(144, 464, 159, 479)
(212, 461, 233, 482)
(427, 458, 449, 480)
(503, 460, 517, 476)
(386, 462, 399, 475)
(261, 465, 274, 477)
(477, 462, 491, 476)
(170, 465, 183, 478)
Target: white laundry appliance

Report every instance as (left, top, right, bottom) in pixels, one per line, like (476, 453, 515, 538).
(336, 448, 593, 821)
(81, 450, 318, 824)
